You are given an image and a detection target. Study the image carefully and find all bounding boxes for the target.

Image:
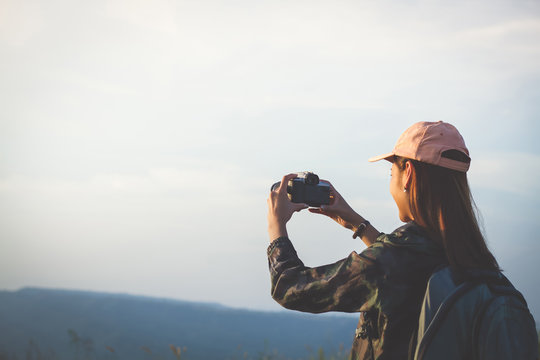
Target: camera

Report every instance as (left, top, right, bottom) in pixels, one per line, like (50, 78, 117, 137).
(271, 172, 331, 207)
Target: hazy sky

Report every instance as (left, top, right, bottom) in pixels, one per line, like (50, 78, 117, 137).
(1, 0, 539, 321)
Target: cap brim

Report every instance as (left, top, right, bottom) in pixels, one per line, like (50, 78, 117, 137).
(368, 152, 395, 163)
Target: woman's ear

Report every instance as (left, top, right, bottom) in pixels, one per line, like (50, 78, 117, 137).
(403, 161, 415, 191)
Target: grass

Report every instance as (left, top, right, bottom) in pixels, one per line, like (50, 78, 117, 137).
(0, 330, 350, 360)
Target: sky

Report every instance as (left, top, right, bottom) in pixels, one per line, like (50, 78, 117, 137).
(1, 0, 539, 322)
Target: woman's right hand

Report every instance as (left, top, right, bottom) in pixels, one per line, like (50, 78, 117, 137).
(309, 181, 364, 231)
(267, 173, 308, 241)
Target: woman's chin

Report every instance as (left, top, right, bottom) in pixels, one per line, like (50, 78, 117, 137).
(399, 214, 412, 223)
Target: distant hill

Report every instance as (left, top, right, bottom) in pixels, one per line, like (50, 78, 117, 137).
(0, 288, 357, 359)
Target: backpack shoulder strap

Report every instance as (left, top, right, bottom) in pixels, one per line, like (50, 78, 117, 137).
(415, 281, 478, 360)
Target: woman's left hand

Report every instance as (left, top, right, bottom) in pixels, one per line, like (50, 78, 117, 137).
(267, 173, 308, 241)
(308, 180, 362, 231)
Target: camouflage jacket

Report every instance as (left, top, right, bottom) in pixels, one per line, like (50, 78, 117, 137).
(267, 223, 446, 360)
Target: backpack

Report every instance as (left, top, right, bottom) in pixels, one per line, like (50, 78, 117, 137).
(408, 266, 538, 360)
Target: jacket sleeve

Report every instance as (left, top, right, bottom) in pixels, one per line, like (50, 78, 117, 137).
(267, 237, 385, 313)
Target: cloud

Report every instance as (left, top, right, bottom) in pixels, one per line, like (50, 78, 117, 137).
(0, 0, 44, 47)
(0, 163, 239, 198)
(1, 0, 539, 313)
(448, 18, 540, 73)
(469, 151, 540, 195)
(105, 0, 179, 34)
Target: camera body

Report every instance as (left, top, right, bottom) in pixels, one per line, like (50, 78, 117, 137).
(271, 172, 330, 207)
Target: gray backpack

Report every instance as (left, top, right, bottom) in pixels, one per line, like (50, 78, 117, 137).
(409, 266, 538, 360)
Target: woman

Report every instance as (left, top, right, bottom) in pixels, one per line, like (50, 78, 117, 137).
(266, 121, 502, 359)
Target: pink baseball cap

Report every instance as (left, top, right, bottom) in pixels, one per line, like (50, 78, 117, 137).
(368, 121, 471, 172)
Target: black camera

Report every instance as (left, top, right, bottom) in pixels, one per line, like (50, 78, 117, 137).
(271, 172, 331, 207)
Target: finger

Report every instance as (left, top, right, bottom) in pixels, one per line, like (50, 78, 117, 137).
(308, 208, 324, 214)
(292, 201, 308, 209)
(278, 173, 297, 194)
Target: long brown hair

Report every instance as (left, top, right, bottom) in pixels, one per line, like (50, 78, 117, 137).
(394, 154, 500, 271)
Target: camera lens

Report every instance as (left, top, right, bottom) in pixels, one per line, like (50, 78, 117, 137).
(305, 173, 319, 185)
